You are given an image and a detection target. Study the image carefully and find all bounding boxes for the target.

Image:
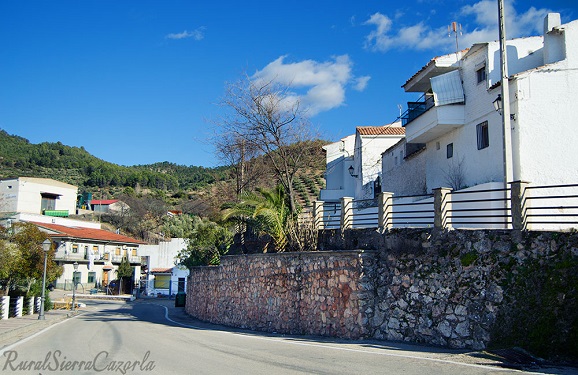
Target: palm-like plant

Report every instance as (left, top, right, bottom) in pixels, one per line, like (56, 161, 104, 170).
(223, 185, 291, 252)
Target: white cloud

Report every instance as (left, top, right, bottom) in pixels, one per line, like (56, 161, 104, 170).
(364, 0, 553, 53)
(166, 27, 205, 41)
(251, 55, 369, 116)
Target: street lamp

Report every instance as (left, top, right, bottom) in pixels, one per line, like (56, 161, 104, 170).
(348, 165, 358, 178)
(72, 262, 79, 312)
(38, 239, 52, 320)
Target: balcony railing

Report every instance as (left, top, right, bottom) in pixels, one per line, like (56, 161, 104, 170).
(401, 93, 435, 126)
(308, 182, 578, 232)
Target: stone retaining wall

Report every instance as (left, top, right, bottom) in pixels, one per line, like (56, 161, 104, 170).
(186, 251, 372, 338)
(186, 229, 578, 358)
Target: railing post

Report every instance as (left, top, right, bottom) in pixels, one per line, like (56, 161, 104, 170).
(510, 181, 530, 230)
(378, 192, 394, 230)
(313, 200, 325, 230)
(433, 187, 453, 229)
(1, 296, 9, 320)
(341, 197, 353, 231)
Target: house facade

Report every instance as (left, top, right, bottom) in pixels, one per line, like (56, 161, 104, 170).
(34, 222, 144, 291)
(383, 13, 578, 195)
(0, 177, 77, 217)
(319, 134, 356, 202)
(138, 238, 189, 296)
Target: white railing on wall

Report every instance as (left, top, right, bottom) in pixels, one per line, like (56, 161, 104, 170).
(308, 181, 578, 231)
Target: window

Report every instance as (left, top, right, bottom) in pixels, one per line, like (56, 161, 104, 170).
(72, 244, 78, 253)
(115, 247, 121, 256)
(476, 66, 486, 84)
(103, 253, 109, 260)
(436, 141, 440, 150)
(88, 272, 96, 283)
(447, 143, 454, 158)
(178, 278, 186, 292)
(131, 249, 137, 257)
(93, 245, 99, 254)
(40, 193, 59, 212)
(477, 121, 489, 149)
(154, 275, 171, 289)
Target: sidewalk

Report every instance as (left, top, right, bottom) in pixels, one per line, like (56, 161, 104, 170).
(0, 290, 77, 349)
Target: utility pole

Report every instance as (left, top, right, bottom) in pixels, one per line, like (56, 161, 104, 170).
(498, 0, 514, 229)
(498, 0, 513, 185)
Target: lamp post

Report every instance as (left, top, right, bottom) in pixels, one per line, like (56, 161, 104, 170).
(38, 239, 52, 320)
(72, 262, 79, 312)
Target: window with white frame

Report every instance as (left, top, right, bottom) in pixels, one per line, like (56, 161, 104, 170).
(477, 121, 489, 149)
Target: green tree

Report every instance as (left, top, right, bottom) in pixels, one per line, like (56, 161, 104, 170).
(0, 223, 62, 296)
(177, 218, 232, 269)
(116, 256, 133, 295)
(223, 185, 291, 252)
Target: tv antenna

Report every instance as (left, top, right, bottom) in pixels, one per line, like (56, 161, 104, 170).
(448, 22, 462, 53)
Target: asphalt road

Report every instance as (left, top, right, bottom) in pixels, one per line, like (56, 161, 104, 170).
(0, 300, 573, 375)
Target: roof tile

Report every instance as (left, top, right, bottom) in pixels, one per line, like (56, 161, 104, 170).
(356, 126, 406, 136)
(31, 222, 145, 244)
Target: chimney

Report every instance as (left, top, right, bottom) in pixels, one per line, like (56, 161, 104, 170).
(544, 13, 561, 34)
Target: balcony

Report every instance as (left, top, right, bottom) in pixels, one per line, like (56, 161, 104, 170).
(401, 69, 466, 143)
(402, 100, 465, 144)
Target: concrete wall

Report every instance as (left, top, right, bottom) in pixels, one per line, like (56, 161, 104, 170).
(186, 228, 578, 357)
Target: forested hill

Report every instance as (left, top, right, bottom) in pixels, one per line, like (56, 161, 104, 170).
(0, 129, 230, 192)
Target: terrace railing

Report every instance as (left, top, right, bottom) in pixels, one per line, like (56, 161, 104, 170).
(309, 181, 578, 232)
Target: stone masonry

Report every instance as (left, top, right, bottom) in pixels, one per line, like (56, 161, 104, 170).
(186, 228, 578, 355)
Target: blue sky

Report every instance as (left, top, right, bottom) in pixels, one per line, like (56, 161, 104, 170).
(1, 0, 577, 167)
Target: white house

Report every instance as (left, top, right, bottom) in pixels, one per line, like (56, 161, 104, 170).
(138, 238, 189, 296)
(319, 134, 356, 202)
(34, 222, 144, 292)
(353, 124, 406, 200)
(0, 177, 77, 216)
(0, 177, 101, 229)
(384, 13, 578, 195)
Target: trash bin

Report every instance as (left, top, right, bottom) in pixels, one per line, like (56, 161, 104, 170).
(175, 292, 186, 307)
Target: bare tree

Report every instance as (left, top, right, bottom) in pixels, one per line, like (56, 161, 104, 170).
(214, 74, 319, 213)
(443, 155, 467, 190)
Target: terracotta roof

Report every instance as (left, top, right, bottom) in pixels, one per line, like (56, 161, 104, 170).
(151, 268, 173, 273)
(356, 126, 405, 136)
(91, 199, 119, 205)
(31, 222, 145, 245)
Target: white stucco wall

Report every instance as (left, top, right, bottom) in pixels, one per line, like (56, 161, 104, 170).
(139, 238, 187, 269)
(0, 178, 77, 214)
(510, 18, 578, 185)
(320, 135, 355, 201)
(381, 141, 427, 196)
(356, 131, 405, 199)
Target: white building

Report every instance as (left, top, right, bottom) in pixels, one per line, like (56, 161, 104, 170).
(319, 134, 356, 202)
(384, 13, 578, 194)
(353, 124, 406, 200)
(0, 177, 77, 216)
(138, 238, 189, 296)
(35, 222, 144, 292)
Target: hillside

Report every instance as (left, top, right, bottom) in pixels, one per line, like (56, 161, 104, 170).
(0, 129, 230, 193)
(0, 129, 326, 211)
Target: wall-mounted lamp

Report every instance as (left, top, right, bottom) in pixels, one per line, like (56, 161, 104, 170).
(348, 165, 358, 178)
(493, 94, 516, 120)
(492, 94, 502, 113)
